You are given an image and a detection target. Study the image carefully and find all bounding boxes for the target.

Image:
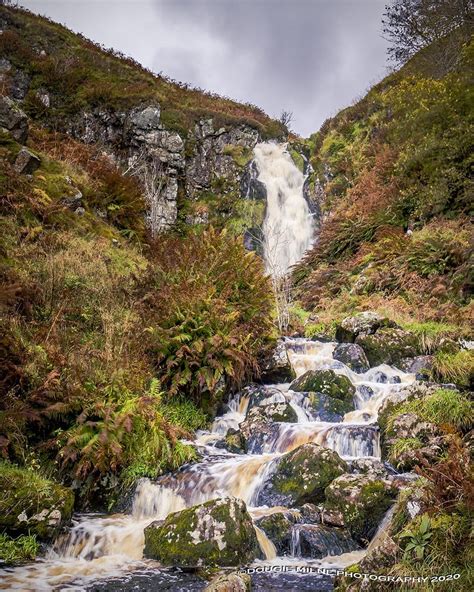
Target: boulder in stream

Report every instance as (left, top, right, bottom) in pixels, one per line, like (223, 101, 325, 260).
(291, 524, 360, 559)
(204, 571, 251, 592)
(255, 510, 298, 554)
(355, 327, 420, 367)
(239, 402, 297, 453)
(260, 340, 296, 383)
(143, 496, 260, 566)
(257, 443, 347, 507)
(324, 474, 397, 544)
(289, 369, 355, 413)
(333, 343, 370, 373)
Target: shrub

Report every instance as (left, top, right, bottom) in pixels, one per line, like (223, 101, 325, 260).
(58, 382, 190, 481)
(415, 434, 474, 514)
(144, 228, 273, 411)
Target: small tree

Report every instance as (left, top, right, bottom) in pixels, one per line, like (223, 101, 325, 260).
(126, 151, 175, 236)
(279, 110, 294, 133)
(382, 0, 473, 69)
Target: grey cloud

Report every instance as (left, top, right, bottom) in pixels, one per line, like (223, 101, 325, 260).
(19, 0, 389, 135)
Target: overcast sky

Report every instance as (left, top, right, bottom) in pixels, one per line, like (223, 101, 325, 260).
(19, 0, 389, 136)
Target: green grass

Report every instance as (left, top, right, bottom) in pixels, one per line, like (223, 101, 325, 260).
(433, 350, 474, 389)
(388, 389, 473, 432)
(389, 437, 424, 468)
(0, 533, 39, 564)
(161, 398, 209, 432)
(400, 321, 460, 354)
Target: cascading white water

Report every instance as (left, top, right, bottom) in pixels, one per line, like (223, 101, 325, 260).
(0, 338, 416, 591)
(253, 142, 315, 277)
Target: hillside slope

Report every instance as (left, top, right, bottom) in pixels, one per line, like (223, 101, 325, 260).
(294, 37, 473, 339)
(0, 4, 284, 235)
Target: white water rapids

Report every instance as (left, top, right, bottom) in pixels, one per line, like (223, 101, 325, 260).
(0, 339, 415, 591)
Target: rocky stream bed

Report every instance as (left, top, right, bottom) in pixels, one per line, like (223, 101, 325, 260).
(1, 311, 448, 592)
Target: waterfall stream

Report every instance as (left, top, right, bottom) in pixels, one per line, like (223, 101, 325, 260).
(253, 142, 315, 277)
(0, 340, 415, 591)
(0, 143, 415, 591)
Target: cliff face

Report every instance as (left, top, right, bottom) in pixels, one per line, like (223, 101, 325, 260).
(0, 5, 284, 236)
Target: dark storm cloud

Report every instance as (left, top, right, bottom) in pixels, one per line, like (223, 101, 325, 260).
(19, 0, 389, 135)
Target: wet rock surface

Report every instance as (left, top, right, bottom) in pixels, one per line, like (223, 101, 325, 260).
(143, 497, 260, 567)
(333, 343, 369, 373)
(255, 511, 296, 554)
(204, 571, 251, 591)
(239, 403, 297, 453)
(257, 443, 347, 507)
(291, 524, 360, 559)
(261, 340, 296, 383)
(289, 370, 355, 414)
(324, 474, 397, 544)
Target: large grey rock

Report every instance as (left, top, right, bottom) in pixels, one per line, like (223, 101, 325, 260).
(240, 403, 297, 453)
(14, 148, 40, 174)
(204, 572, 251, 592)
(261, 340, 295, 383)
(324, 474, 397, 544)
(289, 369, 355, 415)
(333, 343, 370, 373)
(383, 412, 444, 470)
(255, 510, 297, 554)
(356, 328, 420, 367)
(0, 95, 28, 143)
(11, 68, 30, 100)
(400, 355, 434, 380)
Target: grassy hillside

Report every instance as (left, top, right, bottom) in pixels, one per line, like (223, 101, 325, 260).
(294, 37, 473, 338)
(0, 5, 284, 139)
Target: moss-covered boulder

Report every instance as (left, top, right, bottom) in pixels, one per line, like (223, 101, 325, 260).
(289, 370, 355, 413)
(255, 510, 298, 554)
(257, 443, 347, 507)
(204, 572, 251, 592)
(224, 429, 247, 454)
(304, 392, 349, 422)
(143, 497, 260, 567)
(335, 312, 395, 343)
(0, 462, 74, 540)
(355, 328, 420, 368)
(324, 474, 397, 544)
(239, 403, 297, 453)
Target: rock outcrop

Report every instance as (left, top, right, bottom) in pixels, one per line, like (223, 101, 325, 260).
(0, 464, 74, 540)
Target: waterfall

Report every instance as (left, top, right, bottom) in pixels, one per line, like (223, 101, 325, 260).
(253, 142, 315, 277)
